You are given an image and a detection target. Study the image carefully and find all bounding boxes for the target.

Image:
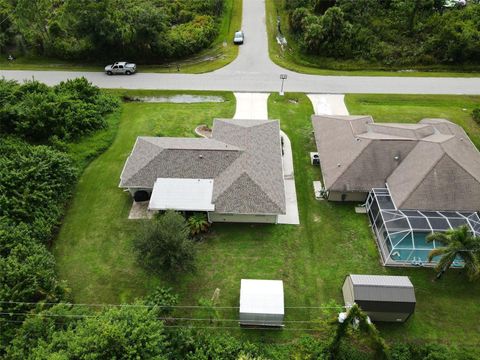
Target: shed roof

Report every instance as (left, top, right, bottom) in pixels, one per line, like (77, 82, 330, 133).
(348, 275, 416, 303)
(240, 279, 284, 315)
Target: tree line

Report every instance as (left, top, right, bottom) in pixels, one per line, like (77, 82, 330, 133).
(0, 78, 119, 350)
(286, 0, 480, 67)
(0, 0, 224, 62)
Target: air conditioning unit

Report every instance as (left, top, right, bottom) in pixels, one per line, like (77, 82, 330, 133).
(310, 152, 320, 165)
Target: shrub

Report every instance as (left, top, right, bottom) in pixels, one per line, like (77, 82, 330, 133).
(134, 210, 196, 274)
(0, 221, 68, 350)
(187, 213, 210, 237)
(6, 304, 169, 359)
(0, 78, 119, 142)
(145, 286, 179, 316)
(472, 108, 480, 124)
(0, 138, 77, 242)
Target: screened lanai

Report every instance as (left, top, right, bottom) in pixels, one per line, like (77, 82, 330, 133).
(366, 188, 480, 267)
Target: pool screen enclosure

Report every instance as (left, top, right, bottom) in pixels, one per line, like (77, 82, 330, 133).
(366, 188, 480, 266)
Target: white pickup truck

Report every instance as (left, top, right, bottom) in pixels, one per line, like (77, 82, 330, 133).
(105, 62, 137, 75)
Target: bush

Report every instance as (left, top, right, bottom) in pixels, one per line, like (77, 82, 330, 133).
(6, 304, 169, 359)
(472, 108, 480, 124)
(187, 213, 210, 237)
(0, 138, 77, 242)
(0, 78, 119, 142)
(145, 286, 179, 316)
(0, 221, 68, 350)
(134, 211, 196, 274)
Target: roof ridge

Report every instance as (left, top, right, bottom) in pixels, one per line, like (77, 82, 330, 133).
(244, 170, 285, 213)
(396, 150, 446, 209)
(215, 171, 284, 214)
(443, 150, 480, 184)
(123, 147, 167, 185)
(330, 140, 371, 190)
(121, 138, 165, 185)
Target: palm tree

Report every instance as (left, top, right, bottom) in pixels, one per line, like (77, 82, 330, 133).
(427, 225, 480, 281)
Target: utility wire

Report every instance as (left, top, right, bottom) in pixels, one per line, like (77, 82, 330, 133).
(0, 312, 331, 324)
(0, 300, 346, 310)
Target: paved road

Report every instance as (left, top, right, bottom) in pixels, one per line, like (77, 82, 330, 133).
(1, 0, 480, 94)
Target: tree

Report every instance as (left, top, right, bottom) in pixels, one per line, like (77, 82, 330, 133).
(303, 7, 352, 57)
(289, 7, 311, 33)
(134, 210, 196, 274)
(0, 78, 118, 142)
(0, 221, 68, 351)
(0, 138, 78, 241)
(6, 304, 169, 359)
(329, 304, 390, 360)
(427, 225, 480, 280)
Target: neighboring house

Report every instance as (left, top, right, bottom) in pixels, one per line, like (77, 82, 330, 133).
(312, 115, 480, 266)
(120, 119, 286, 224)
(342, 274, 416, 323)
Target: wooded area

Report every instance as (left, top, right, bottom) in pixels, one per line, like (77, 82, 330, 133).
(286, 0, 480, 66)
(0, 0, 224, 62)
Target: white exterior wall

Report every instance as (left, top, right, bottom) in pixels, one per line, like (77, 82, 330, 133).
(208, 212, 277, 224)
(342, 277, 355, 307)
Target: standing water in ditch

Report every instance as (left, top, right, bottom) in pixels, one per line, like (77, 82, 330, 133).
(123, 95, 225, 103)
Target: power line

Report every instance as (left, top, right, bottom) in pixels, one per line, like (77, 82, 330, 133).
(0, 300, 347, 310)
(0, 312, 331, 324)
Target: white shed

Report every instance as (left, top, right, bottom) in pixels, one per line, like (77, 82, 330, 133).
(239, 279, 284, 327)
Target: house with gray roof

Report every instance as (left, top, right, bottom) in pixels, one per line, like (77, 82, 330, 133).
(120, 119, 286, 224)
(312, 115, 480, 266)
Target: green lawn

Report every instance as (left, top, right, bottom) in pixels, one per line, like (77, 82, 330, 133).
(55, 91, 480, 349)
(0, 0, 242, 74)
(266, 0, 480, 78)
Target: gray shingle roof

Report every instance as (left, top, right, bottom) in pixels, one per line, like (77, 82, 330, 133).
(349, 275, 416, 303)
(388, 136, 480, 211)
(120, 119, 285, 215)
(312, 115, 480, 211)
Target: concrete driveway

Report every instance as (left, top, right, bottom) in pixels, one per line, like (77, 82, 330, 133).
(233, 92, 269, 119)
(233, 92, 300, 225)
(307, 94, 349, 115)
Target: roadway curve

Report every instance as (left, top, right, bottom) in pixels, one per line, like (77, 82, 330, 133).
(1, 0, 480, 94)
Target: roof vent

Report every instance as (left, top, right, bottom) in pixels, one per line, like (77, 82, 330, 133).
(355, 138, 360, 142)
(394, 155, 400, 161)
(199, 154, 204, 159)
(337, 163, 341, 167)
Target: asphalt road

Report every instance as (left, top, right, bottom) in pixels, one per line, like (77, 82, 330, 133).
(1, 0, 480, 95)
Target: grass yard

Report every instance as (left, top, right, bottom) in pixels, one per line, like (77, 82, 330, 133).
(266, 0, 480, 78)
(0, 0, 242, 74)
(55, 91, 480, 350)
